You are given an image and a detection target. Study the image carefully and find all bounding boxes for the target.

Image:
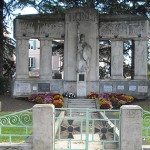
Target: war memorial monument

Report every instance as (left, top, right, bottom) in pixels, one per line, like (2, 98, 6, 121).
(13, 8, 150, 98)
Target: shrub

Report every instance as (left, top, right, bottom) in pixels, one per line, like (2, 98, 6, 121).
(98, 93, 134, 109)
(87, 92, 98, 99)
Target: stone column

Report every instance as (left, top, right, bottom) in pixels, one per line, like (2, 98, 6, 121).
(134, 40, 147, 80)
(33, 104, 55, 150)
(111, 40, 124, 80)
(120, 105, 142, 150)
(16, 39, 29, 79)
(40, 39, 52, 79)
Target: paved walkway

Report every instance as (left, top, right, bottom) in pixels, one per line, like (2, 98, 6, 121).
(0, 95, 35, 112)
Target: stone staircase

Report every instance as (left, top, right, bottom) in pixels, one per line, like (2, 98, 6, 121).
(67, 98, 97, 109)
(66, 98, 98, 116)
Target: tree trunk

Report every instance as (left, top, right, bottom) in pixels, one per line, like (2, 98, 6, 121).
(0, 0, 4, 77)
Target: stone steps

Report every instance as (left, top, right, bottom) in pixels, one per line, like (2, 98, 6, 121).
(68, 98, 96, 108)
(67, 98, 97, 116)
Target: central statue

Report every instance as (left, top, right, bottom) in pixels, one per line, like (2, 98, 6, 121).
(77, 34, 92, 74)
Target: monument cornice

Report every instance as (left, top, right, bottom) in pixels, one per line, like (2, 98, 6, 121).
(99, 14, 149, 22)
(15, 13, 65, 21)
(14, 10, 150, 40)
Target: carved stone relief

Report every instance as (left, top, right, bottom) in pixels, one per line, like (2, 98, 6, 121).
(15, 19, 65, 38)
(66, 10, 97, 22)
(99, 21, 147, 38)
(65, 8, 98, 23)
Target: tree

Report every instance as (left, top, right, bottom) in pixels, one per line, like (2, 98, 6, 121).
(52, 40, 64, 73)
(0, 0, 4, 77)
(99, 40, 111, 79)
(1, 0, 37, 78)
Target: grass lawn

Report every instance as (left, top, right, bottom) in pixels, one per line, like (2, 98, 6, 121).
(0, 110, 32, 143)
(143, 110, 150, 144)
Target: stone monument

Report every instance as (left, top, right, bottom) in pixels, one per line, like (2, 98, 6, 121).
(13, 8, 150, 98)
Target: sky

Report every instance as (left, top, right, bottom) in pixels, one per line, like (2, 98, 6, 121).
(9, 7, 38, 38)
(14, 7, 38, 15)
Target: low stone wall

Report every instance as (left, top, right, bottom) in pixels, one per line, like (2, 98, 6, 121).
(0, 143, 32, 150)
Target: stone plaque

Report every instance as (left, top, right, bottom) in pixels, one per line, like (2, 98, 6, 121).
(79, 74, 85, 81)
(104, 85, 112, 93)
(38, 83, 50, 92)
(138, 86, 148, 93)
(33, 86, 38, 91)
(129, 85, 136, 91)
(16, 83, 31, 93)
(117, 85, 124, 90)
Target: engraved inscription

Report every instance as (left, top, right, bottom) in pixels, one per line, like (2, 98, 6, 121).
(100, 22, 128, 35)
(15, 19, 65, 38)
(99, 21, 146, 37)
(67, 11, 96, 22)
(38, 83, 50, 92)
(16, 83, 31, 94)
(126, 110, 141, 118)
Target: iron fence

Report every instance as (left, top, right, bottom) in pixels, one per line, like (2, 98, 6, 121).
(55, 108, 120, 150)
(0, 109, 32, 143)
(142, 110, 150, 149)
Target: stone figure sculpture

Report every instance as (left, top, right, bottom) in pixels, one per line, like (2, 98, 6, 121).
(77, 34, 92, 74)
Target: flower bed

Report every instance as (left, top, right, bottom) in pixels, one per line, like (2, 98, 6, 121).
(98, 93, 134, 109)
(28, 93, 64, 108)
(87, 92, 98, 99)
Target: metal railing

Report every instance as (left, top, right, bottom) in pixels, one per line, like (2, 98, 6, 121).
(55, 108, 120, 150)
(142, 110, 150, 149)
(0, 109, 32, 143)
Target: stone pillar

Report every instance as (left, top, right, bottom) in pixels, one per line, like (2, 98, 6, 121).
(120, 105, 142, 150)
(16, 39, 29, 79)
(64, 8, 99, 81)
(111, 40, 124, 80)
(134, 40, 147, 80)
(40, 39, 52, 79)
(33, 104, 55, 150)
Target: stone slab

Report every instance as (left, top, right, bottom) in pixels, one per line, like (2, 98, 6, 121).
(38, 83, 50, 92)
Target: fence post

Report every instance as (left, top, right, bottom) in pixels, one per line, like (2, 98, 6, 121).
(120, 105, 143, 150)
(33, 104, 55, 150)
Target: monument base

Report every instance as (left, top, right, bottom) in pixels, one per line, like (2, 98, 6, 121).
(12, 78, 150, 99)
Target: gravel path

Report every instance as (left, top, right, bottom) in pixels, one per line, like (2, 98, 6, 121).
(0, 95, 35, 112)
